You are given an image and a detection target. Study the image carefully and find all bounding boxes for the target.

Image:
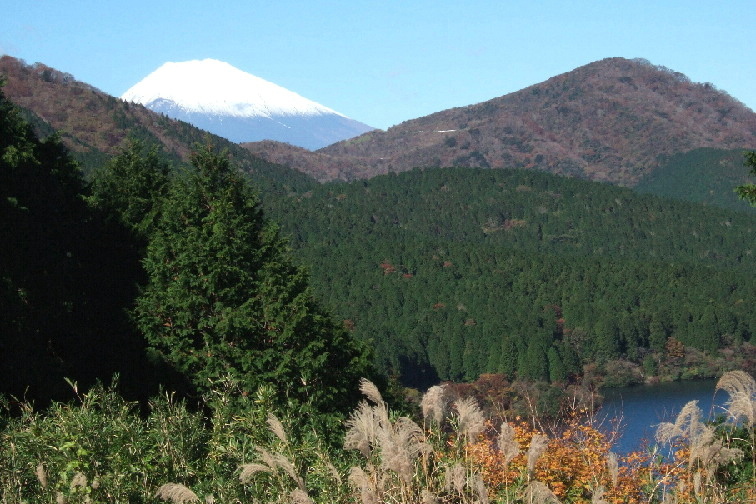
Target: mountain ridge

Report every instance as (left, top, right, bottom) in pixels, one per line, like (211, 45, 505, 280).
(245, 57, 756, 186)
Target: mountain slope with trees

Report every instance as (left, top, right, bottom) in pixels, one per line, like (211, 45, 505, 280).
(246, 58, 756, 188)
(635, 148, 756, 213)
(263, 166, 755, 387)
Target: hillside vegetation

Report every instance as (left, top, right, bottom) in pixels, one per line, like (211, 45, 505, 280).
(264, 166, 755, 387)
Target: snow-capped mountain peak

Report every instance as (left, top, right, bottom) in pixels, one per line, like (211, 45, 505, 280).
(120, 59, 374, 150)
(121, 58, 342, 119)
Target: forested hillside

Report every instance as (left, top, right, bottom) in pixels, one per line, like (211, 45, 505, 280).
(263, 167, 755, 387)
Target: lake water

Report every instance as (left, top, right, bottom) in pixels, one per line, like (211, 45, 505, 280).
(598, 379, 729, 454)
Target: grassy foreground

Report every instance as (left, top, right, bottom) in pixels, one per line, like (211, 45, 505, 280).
(1, 372, 753, 504)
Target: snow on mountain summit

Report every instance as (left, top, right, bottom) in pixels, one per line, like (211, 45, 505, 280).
(120, 58, 374, 149)
(121, 59, 342, 119)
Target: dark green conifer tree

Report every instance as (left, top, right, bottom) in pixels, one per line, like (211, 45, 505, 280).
(88, 139, 170, 238)
(134, 144, 372, 413)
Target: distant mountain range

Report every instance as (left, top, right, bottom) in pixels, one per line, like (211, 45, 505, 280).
(244, 58, 756, 187)
(1, 55, 755, 212)
(121, 59, 374, 150)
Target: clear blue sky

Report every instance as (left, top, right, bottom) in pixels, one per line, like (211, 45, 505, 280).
(2, 1, 754, 130)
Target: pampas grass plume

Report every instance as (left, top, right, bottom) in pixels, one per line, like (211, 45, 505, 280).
(290, 488, 314, 504)
(345, 401, 379, 459)
(498, 422, 520, 466)
(36, 462, 47, 488)
(716, 370, 755, 427)
(267, 412, 288, 444)
(70, 471, 87, 490)
(524, 481, 561, 504)
(359, 378, 384, 406)
(607, 452, 619, 488)
(527, 434, 549, 475)
(455, 397, 485, 442)
(421, 385, 447, 425)
(239, 463, 272, 483)
(155, 482, 200, 504)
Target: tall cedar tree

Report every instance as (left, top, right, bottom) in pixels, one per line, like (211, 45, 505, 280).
(134, 144, 372, 413)
(88, 139, 171, 239)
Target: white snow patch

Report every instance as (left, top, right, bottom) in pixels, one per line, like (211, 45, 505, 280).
(436, 129, 457, 133)
(121, 59, 343, 119)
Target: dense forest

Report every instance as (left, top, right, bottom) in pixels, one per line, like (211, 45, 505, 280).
(261, 166, 755, 387)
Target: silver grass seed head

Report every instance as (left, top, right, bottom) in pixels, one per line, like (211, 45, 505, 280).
(255, 446, 278, 472)
(656, 400, 703, 445)
(693, 471, 702, 497)
(455, 397, 485, 442)
(606, 452, 619, 488)
(325, 459, 342, 485)
(445, 463, 467, 495)
(347, 466, 379, 504)
(421, 489, 438, 504)
(345, 401, 379, 459)
(498, 422, 521, 465)
(591, 486, 609, 504)
(359, 378, 384, 405)
(70, 472, 87, 490)
(239, 463, 273, 484)
(471, 473, 489, 504)
(273, 453, 305, 491)
(527, 434, 549, 474)
(375, 420, 417, 484)
(289, 488, 314, 504)
(267, 412, 288, 444)
(421, 385, 448, 425)
(524, 481, 561, 504)
(155, 482, 200, 504)
(36, 462, 48, 488)
(716, 370, 755, 427)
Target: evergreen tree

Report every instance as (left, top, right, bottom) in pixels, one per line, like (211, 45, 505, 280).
(88, 139, 171, 238)
(134, 144, 372, 413)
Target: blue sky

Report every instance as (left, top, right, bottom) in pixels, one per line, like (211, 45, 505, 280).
(2, 1, 754, 130)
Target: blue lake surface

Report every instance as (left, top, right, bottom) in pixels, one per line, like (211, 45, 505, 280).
(598, 379, 729, 454)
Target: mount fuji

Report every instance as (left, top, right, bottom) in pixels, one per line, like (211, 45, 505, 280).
(121, 59, 374, 150)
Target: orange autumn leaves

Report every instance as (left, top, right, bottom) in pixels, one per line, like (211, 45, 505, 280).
(466, 414, 648, 504)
